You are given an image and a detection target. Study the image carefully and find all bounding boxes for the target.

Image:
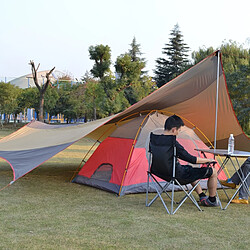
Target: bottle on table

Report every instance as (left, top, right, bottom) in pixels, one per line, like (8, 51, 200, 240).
(227, 134, 234, 154)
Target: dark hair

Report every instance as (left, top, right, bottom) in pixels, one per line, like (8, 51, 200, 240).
(164, 115, 184, 130)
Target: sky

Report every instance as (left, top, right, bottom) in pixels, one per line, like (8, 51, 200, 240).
(1, 0, 250, 80)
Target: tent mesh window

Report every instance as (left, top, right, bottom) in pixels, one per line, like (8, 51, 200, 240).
(91, 164, 113, 182)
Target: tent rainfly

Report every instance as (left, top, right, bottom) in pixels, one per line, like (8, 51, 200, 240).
(0, 51, 249, 193)
(73, 112, 227, 195)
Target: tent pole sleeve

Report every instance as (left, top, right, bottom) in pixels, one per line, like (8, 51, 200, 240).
(214, 50, 220, 150)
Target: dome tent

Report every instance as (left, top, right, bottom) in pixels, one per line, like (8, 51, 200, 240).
(73, 112, 226, 196)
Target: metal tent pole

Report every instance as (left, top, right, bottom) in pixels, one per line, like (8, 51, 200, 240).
(214, 50, 220, 150)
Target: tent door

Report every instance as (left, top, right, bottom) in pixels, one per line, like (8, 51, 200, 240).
(91, 164, 113, 182)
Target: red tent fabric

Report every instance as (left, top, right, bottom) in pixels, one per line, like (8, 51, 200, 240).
(74, 113, 227, 195)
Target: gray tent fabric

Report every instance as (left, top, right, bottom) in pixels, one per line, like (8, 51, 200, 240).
(0, 143, 72, 181)
(0, 116, 113, 182)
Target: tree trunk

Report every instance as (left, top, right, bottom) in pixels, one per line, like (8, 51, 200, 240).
(93, 97, 96, 120)
(29, 61, 55, 123)
(4, 115, 9, 124)
(39, 93, 45, 121)
(93, 107, 96, 120)
(13, 114, 17, 127)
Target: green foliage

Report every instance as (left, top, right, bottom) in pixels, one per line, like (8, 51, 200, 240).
(83, 80, 102, 120)
(154, 24, 190, 87)
(81, 70, 92, 83)
(49, 83, 85, 123)
(89, 44, 111, 79)
(115, 38, 155, 105)
(115, 54, 144, 81)
(123, 75, 155, 105)
(83, 76, 129, 119)
(18, 87, 39, 112)
(44, 85, 60, 116)
(81, 38, 156, 120)
(99, 75, 130, 117)
(129, 37, 144, 63)
(191, 46, 215, 64)
(220, 41, 249, 72)
(0, 82, 21, 122)
(225, 64, 250, 134)
(17, 86, 59, 119)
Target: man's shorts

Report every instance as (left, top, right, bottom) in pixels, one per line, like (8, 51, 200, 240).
(176, 165, 213, 185)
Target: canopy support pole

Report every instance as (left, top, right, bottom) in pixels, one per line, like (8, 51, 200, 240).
(214, 50, 220, 150)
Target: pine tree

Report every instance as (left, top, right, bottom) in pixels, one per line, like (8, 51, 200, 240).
(115, 38, 154, 105)
(128, 37, 147, 75)
(129, 37, 143, 62)
(154, 24, 189, 87)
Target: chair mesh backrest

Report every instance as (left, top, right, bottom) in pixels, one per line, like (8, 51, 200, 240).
(150, 133, 176, 180)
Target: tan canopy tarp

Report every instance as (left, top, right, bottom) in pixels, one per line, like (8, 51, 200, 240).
(0, 117, 112, 181)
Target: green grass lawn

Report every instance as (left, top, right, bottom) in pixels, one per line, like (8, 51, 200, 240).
(0, 128, 249, 249)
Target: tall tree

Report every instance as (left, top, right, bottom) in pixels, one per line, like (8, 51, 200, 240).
(84, 80, 102, 120)
(115, 52, 154, 105)
(49, 83, 84, 123)
(128, 37, 147, 75)
(29, 61, 55, 121)
(43, 85, 60, 120)
(129, 37, 143, 62)
(89, 45, 111, 79)
(154, 24, 190, 87)
(115, 38, 156, 105)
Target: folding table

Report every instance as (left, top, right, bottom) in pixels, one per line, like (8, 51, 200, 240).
(195, 149, 250, 210)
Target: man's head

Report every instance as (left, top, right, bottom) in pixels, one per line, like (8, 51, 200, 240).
(164, 115, 184, 135)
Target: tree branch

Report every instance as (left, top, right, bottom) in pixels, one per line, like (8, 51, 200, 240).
(42, 66, 55, 93)
(36, 63, 40, 72)
(29, 60, 41, 92)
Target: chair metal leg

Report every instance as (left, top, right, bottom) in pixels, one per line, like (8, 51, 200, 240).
(171, 180, 175, 215)
(147, 175, 170, 207)
(146, 172, 150, 206)
(216, 190, 223, 209)
(146, 175, 204, 214)
(172, 180, 203, 214)
(148, 177, 170, 214)
(223, 187, 240, 210)
(150, 173, 173, 202)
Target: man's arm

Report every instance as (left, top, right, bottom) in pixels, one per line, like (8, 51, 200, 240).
(196, 157, 215, 164)
(176, 141, 214, 164)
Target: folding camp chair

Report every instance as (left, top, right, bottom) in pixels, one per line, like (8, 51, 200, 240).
(145, 133, 203, 215)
